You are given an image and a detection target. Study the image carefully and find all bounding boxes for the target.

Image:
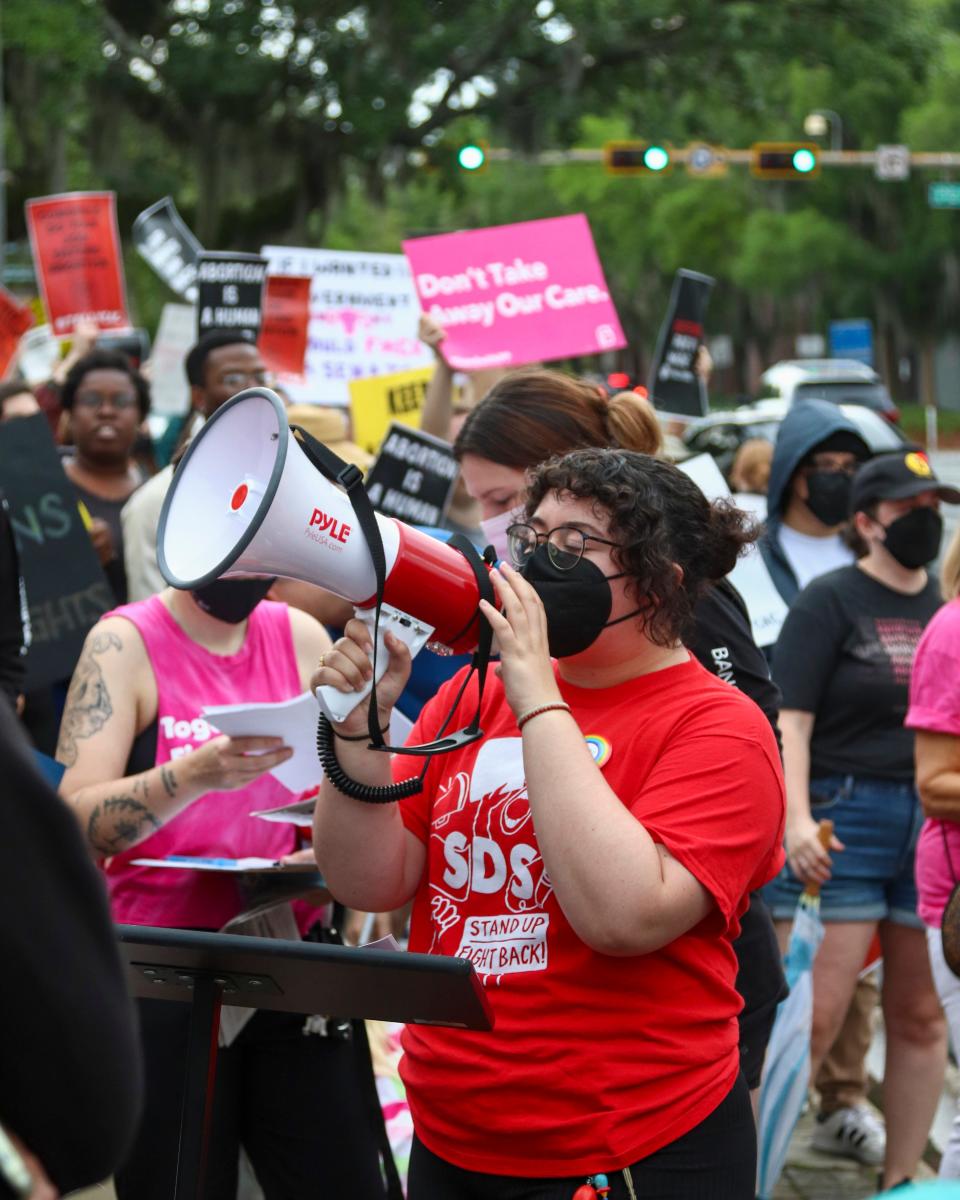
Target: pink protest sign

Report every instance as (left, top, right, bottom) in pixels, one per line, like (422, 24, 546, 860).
(402, 214, 625, 370)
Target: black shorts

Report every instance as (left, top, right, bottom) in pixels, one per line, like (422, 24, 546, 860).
(734, 891, 788, 1089)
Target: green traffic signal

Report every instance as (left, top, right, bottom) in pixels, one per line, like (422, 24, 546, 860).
(792, 148, 817, 174)
(457, 144, 487, 171)
(643, 145, 670, 172)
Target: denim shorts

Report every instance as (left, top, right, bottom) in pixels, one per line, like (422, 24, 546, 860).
(762, 774, 924, 928)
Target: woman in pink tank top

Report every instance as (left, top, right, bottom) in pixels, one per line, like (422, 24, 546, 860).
(56, 579, 390, 1200)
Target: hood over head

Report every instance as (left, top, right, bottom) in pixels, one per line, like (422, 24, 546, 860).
(766, 399, 869, 520)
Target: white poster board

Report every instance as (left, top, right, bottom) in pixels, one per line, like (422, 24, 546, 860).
(261, 246, 433, 406)
(147, 303, 196, 416)
(679, 453, 788, 648)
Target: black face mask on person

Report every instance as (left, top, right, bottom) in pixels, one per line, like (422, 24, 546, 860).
(190, 576, 276, 624)
(805, 471, 854, 527)
(519, 547, 642, 658)
(878, 507, 943, 569)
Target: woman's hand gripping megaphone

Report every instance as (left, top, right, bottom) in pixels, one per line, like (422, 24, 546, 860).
(311, 617, 414, 738)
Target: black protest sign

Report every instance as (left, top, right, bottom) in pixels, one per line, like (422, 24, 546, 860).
(647, 269, 715, 418)
(132, 196, 202, 303)
(365, 424, 459, 527)
(0, 415, 112, 688)
(196, 252, 267, 339)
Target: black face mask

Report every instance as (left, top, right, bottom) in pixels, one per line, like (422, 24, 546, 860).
(880, 507, 943, 569)
(190, 576, 276, 624)
(805, 470, 854, 527)
(520, 546, 640, 658)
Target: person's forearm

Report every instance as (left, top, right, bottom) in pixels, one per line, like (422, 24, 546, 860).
(918, 770, 960, 818)
(65, 755, 205, 857)
(313, 736, 415, 912)
(522, 710, 687, 955)
(419, 359, 456, 439)
(780, 721, 813, 829)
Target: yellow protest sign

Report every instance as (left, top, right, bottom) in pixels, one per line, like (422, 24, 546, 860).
(349, 367, 433, 456)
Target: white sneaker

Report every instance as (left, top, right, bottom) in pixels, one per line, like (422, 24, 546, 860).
(811, 1105, 886, 1166)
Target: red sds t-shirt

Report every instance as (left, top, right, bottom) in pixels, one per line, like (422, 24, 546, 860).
(393, 654, 785, 1177)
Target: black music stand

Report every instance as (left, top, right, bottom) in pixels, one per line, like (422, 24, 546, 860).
(116, 924, 493, 1200)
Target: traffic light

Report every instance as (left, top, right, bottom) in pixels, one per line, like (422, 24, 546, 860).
(456, 142, 488, 172)
(750, 142, 821, 179)
(604, 142, 673, 175)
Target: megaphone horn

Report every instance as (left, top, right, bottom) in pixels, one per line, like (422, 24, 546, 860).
(158, 388, 492, 722)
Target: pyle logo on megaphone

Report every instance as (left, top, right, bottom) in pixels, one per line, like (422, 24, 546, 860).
(308, 508, 352, 543)
(157, 389, 493, 680)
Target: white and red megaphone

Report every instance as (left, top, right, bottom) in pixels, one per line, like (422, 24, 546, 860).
(158, 388, 491, 723)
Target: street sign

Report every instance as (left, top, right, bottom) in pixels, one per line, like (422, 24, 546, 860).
(685, 143, 729, 178)
(929, 181, 960, 209)
(874, 145, 911, 181)
(828, 318, 874, 366)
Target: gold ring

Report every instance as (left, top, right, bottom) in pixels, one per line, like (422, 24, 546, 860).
(318, 653, 326, 670)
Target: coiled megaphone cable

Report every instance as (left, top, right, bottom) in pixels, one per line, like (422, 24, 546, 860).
(291, 426, 496, 802)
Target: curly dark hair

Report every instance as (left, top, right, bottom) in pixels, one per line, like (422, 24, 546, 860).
(525, 448, 758, 647)
(60, 350, 151, 418)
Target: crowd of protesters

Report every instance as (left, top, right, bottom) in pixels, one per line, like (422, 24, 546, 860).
(2, 304, 960, 1200)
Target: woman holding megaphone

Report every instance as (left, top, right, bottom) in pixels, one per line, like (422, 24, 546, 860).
(314, 445, 786, 1199)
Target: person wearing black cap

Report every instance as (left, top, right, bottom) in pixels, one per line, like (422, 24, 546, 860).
(765, 449, 958, 1191)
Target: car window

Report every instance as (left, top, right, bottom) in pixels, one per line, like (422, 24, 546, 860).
(794, 381, 890, 409)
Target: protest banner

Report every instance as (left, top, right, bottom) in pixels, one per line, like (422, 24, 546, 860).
(348, 366, 432, 456)
(647, 269, 715, 418)
(0, 286, 35, 377)
(258, 274, 311, 380)
(148, 303, 196, 416)
(0, 414, 112, 687)
(402, 214, 625, 371)
(196, 251, 267, 339)
(679, 452, 787, 647)
(25, 192, 131, 337)
(365, 423, 459, 527)
(132, 196, 202, 302)
(261, 245, 433, 406)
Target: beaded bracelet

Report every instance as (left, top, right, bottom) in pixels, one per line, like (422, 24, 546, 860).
(516, 701, 572, 731)
(333, 721, 391, 742)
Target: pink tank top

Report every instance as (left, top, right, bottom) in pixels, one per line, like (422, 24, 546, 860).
(103, 595, 314, 929)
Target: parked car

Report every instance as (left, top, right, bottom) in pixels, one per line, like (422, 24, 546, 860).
(758, 358, 900, 423)
(681, 399, 909, 479)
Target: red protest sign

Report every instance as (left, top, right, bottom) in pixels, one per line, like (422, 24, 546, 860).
(258, 274, 311, 379)
(25, 192, 130, 337)
(0, 286, 35, 377)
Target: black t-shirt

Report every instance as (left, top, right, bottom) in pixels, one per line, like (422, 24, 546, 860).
(772, 564, 941, 780)
(690, 579, 782, 745)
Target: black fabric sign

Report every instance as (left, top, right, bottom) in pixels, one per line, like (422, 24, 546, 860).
(365, 424, 459, 527)
(0, 415, 112, 688)
(132, 196, 202, 303)
(196, 251, 267, 339)
(647, 269, 715, 418)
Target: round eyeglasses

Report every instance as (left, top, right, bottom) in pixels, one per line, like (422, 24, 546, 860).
(506, 522, 622, 571)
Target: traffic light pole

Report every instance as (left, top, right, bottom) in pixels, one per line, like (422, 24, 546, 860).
(485, 147, 960, 169)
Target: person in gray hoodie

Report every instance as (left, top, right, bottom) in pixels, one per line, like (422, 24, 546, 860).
(761, 399, 869, 605)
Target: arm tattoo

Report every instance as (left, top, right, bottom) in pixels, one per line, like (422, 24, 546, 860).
(87, 792, 162, 856)
(160, 765, 178, 799)
(56, 631, 123, 766)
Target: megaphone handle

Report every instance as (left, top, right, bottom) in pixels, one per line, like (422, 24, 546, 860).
(314, 604, 435, 726)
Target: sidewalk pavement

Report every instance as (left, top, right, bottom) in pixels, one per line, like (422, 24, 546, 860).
(772, 1107, 936, 1200)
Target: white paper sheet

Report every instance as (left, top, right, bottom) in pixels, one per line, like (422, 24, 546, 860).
(202, 691, 325, 793)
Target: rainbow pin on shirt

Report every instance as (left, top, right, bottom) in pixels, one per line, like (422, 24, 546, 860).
(584, 735, 612, 768)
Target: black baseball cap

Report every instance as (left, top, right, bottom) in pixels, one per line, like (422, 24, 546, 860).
(850, 450, 960, 513)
